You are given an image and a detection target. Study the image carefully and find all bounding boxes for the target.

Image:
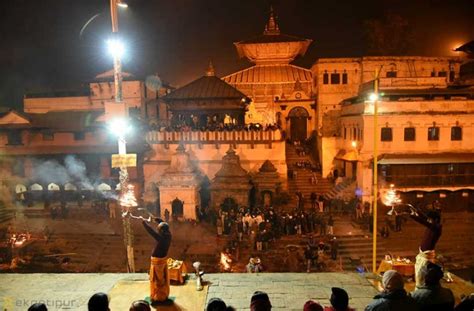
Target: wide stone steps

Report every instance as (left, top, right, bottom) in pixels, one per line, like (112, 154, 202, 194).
(0, 208, 14, 224)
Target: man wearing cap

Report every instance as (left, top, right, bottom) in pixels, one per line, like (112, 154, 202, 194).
(365, 270, 419, 311)
(142, 217, 172, 304)
(410, 262, 454, 311)
(324, 287, 354, 311)
(250, 291, 272, 311)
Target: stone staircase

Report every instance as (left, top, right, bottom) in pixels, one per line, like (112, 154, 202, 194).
(324, 179, 357, 201)
(285, 143, 332, 201)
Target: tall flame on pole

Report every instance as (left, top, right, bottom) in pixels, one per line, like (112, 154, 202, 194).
(383, 184, 401, 207)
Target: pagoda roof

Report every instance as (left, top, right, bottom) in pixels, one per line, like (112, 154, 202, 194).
(233, 8, 312, 64)
(223, 64, 312, 85)
(163, 75, 247, 101)
(454, 40, 474, 54)
(237, 33, 309, 45)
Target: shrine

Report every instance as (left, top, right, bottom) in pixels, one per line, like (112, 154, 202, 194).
(157, 144, 201, 220)
(210, 147, 251, 211)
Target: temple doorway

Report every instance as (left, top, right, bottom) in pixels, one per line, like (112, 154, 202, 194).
(171, 198, 184, 218)
(289, 107, 309, 141)
(261, 190, 272, 207)
(221, 197, 238, 213)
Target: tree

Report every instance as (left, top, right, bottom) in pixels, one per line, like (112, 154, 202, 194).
(364, 14, 414, 55)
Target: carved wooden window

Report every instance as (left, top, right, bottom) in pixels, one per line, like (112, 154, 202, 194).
(449, 71, 455, 82)
(323, 71, 329, 84)
(404, 127, 416, 141)
(74, 132, 85, 141)
(7, 130, 23, 145)
(381, 127, 392, 142)
(428, 127, 440, 141)
(342, 72, 348, 84)
(451, 126, 462, 141)
(386, 71, 397, 78)
(42, 131, 54, 141)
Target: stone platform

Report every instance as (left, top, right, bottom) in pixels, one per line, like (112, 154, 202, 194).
(1, 272, 473, 310)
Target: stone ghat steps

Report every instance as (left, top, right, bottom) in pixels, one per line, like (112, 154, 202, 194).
(0, 208, 14, 223)
(285, 142, 334, 198)
(33, 233, 127, 272)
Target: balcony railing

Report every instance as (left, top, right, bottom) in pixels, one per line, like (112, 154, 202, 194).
(146, 129, 283, 144)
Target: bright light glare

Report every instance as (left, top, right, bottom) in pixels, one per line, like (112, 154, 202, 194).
(107, 39, 124, 58)
(109, 118, 132, 136)
(368, 93, 379, 102)
(351, 140, 357, 148)
(117, 2, 128, 8)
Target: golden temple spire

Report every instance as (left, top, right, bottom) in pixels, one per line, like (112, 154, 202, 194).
(205, 60, 215, 76)
(264, 6, 280, 35)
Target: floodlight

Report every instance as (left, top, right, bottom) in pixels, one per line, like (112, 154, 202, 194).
(109, 118, 132, 136)
(107, 38, 125, 58)
(368, 93, 379, 102)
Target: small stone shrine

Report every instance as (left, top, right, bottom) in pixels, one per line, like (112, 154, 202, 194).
(253, 160, 282, 206)
(210, 147, 251, 211)
(158, 144, 201, 220)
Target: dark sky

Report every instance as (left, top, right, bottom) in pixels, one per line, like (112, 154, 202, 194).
(0, 0, 472, 109)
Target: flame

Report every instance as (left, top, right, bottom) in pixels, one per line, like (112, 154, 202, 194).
(382, 184, 401, 206)
(120, 184, 138, 209)
(220, 252, 232, 271)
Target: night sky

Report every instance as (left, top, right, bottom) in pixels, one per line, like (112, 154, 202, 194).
(0, 0, 472, 109)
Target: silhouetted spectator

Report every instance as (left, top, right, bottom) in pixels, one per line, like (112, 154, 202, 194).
(365, 270, 419, 311)
(250, 291, 272, 311)
(454, 294, 474, 311)
(206, 297, 235, 311)
(325, 287, 354, 311)
(88, 293, 110, 311)
(304, 300, 324, 311)
(28, 303, 48, 311)
(129, 300, 151, 311)
(411, 262, 454, 311)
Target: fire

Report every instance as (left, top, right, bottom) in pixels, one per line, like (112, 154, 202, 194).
(120, 184, 138, 210)
(220, 252, 232, 271)
(383, 184, 401, 207)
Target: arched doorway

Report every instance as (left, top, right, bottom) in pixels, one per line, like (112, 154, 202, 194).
(171, 198, 184, 218)
(288, 107, 309, 141)
(221, 197, 238, 213)
(261, 190, 273, 207)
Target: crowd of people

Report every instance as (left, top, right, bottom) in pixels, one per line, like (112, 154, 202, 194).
(148, 121, 281, 133)
(210, 201, 342, 273)
(24, 272, 474, 310)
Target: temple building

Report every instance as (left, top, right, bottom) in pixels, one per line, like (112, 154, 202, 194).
(144, 65, 287, 219)
(223, 8, 316, 142)
(162, 63, 249, 129)
(1, 8, 473, 214)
